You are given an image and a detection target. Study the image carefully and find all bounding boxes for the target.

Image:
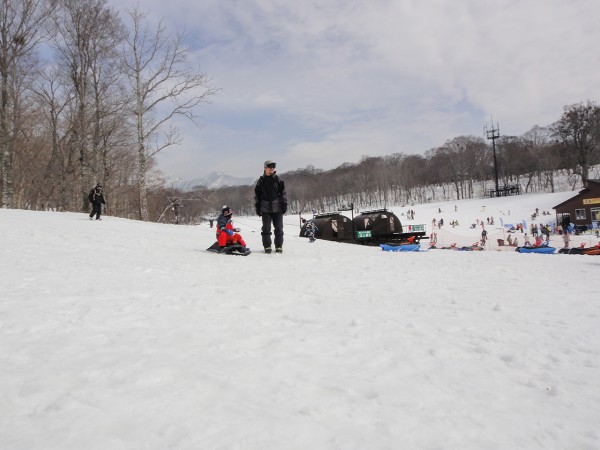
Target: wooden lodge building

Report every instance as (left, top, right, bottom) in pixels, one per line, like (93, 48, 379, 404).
(553, 179, 600, 231)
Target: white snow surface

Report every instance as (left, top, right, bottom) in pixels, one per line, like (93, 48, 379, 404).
(2, 191, 600, 450)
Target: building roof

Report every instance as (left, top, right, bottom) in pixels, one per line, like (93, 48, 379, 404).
(553, 179, 600, 209)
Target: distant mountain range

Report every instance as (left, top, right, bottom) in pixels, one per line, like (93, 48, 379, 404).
(165, 172, 255, 191)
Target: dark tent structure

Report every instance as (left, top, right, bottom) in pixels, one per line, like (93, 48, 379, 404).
(353, 209, 426, 245)
(354, 209, 401, 235)
(299, 213, 354, 242)
(299, 209, 426, 246)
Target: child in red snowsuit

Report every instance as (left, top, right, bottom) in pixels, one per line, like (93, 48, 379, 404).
(217, 206, 246, 248)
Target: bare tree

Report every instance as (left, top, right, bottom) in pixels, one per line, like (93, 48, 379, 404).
(11, 58, 51, 209)
(438, 136, 486, 200)
(52, 0, 125, 210)
(0, 0, 53, 208)
(393, 153, 428, 204)
(522, 125, 562, 192)
(87, 7, 128, 192)
(31, 63, 79, 210)
(496, 136, 532, 191)
(122, 6, 218, 221)
(552, 101, 600, 185)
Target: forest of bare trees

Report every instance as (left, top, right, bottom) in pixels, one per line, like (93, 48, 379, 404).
(0, 0, 216, 218)
(1, 0, 599, 225)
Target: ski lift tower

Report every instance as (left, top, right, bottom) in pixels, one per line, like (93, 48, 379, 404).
(484, 119, 501, 197)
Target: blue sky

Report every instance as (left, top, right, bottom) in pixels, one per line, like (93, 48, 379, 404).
(108, 0, 600, 180)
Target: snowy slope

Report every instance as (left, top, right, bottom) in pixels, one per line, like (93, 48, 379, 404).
(1, 191, 599, 450)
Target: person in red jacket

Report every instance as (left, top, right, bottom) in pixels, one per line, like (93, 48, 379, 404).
(217, 206, 247, 249)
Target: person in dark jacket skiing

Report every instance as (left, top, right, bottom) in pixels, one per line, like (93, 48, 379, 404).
(88, 183, 106, 220)
(254, 160, 287, 253)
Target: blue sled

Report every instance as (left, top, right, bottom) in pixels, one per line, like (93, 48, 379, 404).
(515, 246, 555, 254)
(380, 243, 421, 252)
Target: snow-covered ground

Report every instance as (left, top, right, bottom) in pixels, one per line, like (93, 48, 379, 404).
(1, 191, 599, 450)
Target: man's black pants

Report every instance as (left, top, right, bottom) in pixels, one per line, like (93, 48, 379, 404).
(261, 212, 284, 248)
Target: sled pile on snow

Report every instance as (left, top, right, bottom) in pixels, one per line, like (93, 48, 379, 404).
(206, 242, 251, 256)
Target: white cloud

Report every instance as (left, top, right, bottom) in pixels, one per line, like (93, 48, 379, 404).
(109, 0, 600, 179)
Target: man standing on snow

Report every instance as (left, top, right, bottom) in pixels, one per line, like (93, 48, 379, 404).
(88, 183, 106, 220)
(255, 160, 287, 253)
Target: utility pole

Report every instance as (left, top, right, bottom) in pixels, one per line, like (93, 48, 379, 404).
(484, 119, 501, 197)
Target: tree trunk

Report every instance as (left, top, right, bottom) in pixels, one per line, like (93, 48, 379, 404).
(137, 151, 148, 221)
(1, 53, 13, 208)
